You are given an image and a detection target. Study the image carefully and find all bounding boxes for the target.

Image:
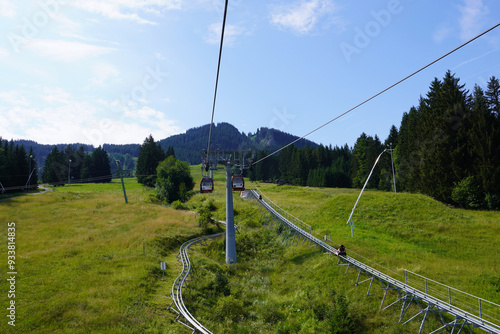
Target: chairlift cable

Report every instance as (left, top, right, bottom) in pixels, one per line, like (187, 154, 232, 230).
(252, 22, 500, 166)
(206, 0, 229, 166)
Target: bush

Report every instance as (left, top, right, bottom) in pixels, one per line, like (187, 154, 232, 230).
(197, 201, 219, 232)
(171, 200, 188, 210)
(485, 193, 500, 210)
(452, 176, 484, 209)
(329, 294, 358, 334)
(144, 193, 161, 204)
(206, 199, 217, 212)
(155, 156, 194, 204)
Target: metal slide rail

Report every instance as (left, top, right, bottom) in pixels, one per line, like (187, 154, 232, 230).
(249, 189, 500, 334)
(168, 232, 225, 333)
(253, 188, 312, 236)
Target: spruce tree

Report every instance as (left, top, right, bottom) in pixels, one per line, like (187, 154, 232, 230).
(42, 146, 66, 185)
(136, 135, 165, 187)
(91, 146, 112, 183)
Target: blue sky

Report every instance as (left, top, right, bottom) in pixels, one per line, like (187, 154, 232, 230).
(1, 0, 499, 149)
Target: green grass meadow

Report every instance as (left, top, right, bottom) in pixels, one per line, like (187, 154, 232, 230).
(0, 179, 205, 333)
(1, 169, 499, 333)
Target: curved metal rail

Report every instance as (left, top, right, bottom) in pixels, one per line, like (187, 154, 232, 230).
(168, 232, 224, 333)
(249, 189, 500, 334)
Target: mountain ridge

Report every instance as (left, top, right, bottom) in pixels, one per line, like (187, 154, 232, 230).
(11, 122, 318, 169)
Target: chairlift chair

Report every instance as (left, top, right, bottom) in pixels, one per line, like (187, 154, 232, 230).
(231, 175, 245, 191)
(200, 177, 214, 193)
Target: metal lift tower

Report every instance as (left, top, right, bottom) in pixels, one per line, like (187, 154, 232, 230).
(202, 150, 252, 265)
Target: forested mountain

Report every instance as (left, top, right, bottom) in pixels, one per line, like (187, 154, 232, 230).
(10, 123, 317, 172)
(157, 122, 316, 164)
(6, 123, 317, 181)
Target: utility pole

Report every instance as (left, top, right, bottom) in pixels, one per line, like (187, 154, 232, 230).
(68, 159, 71, 185)
(202, 150, 252, 265)
(27, 155, 33, 191)
(116, 160, 128, 204)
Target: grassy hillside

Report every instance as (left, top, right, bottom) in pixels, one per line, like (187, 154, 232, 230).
(0, 179, 204, 333)
(1, 171, 498, 333)
(184, 171, 500, 332)
(255, 185, 500, 301)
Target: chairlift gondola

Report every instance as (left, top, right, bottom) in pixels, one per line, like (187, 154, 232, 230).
(231, 175, 245, 191)
(200, 177, 214, 193)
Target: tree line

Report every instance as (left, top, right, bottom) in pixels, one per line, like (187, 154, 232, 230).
(42, 145, 112, 185)
(250, 72, 500, 210)
(395, 71, 500, 209)
(0, 138, 38, 193)
(249, 144, 352, 188)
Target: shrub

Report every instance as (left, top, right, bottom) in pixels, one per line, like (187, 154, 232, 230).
(171, 200, 188, 210)
(485, 193, 500, 210)
(155, 156, 194, 204)
(197, 204, 215, 232)
(329, 294, 358, 334)
(206, 199, 217, 212)
(452, 176, 484, 209)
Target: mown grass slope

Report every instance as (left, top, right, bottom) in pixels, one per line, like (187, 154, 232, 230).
(256, 185, 500, 301)
(0, 179, 204, 333)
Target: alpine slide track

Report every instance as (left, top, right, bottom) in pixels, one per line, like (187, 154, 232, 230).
(168, 189, 500, 334)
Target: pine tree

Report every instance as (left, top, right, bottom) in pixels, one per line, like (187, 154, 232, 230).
(486, 76, 500, 116)
(395, 106, 421, 192)
(80, 153, 93, 181)
(0, 139, 6, 192)
(91, 146, 112, 183)
(166, 146, 176, 158)
(42, 146, 66, 185)
(136, 135, 165, 187)
(419, 71, 469, 202)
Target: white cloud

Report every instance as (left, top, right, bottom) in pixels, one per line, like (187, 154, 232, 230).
(0, 47, 10, 58)
(0, 0, 16, 18)
(205, 23, 246, 45)
(25, 39, 115, 62)
(0, 88, 181, 145)
(155, 52, 166, 60)
(459, 0, 488, 41)
(69, 0, 183, 25)
(90, 63, 120, 86)
(41, 87, 72, 104)
(85, 106, 181, 145)
(433, 25, 453, 44)
(270, 0, 339, 35)
(0, 91, 30, 106)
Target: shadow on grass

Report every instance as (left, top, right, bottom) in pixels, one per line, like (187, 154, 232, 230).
(290, 250, 320, 265)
